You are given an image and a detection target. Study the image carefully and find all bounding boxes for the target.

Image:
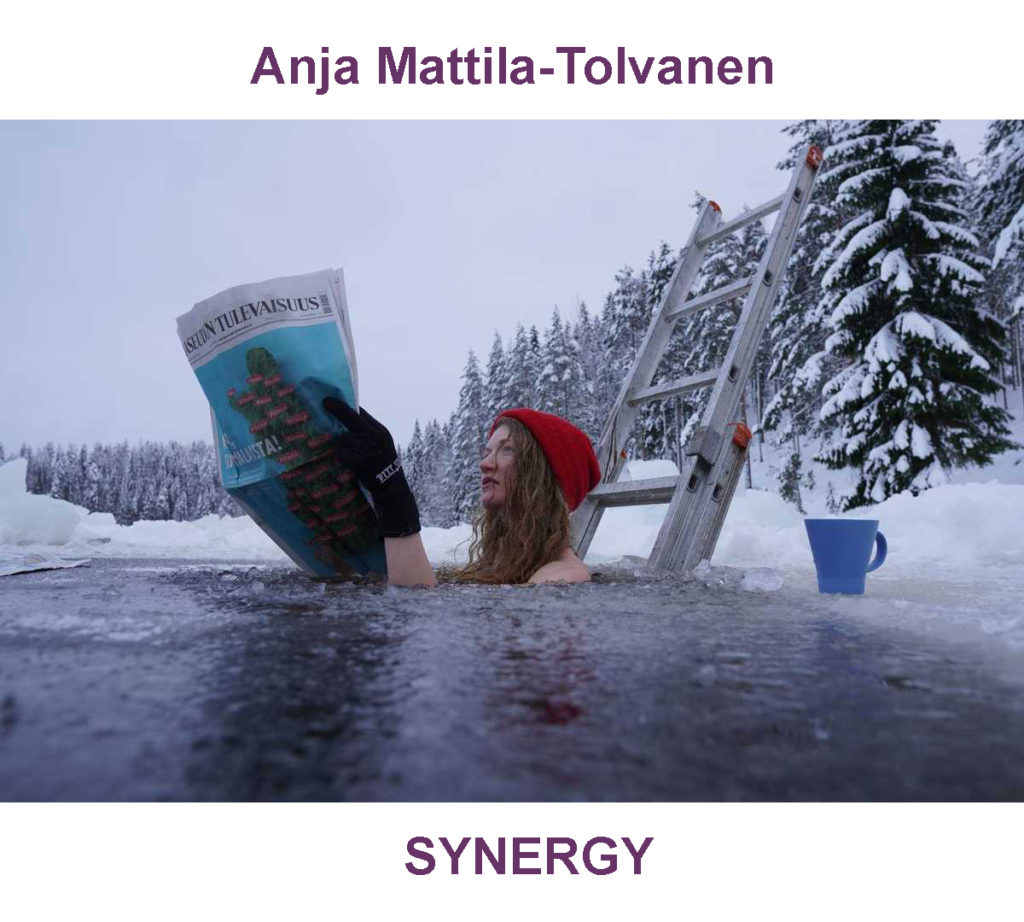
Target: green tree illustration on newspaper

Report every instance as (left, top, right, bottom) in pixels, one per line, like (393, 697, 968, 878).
(227, 346, 378, 568)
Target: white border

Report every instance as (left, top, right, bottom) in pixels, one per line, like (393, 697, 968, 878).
(2, 803, 1021, 920)
(1, 0, 1019, 918)
(1, 0, 1018, 118)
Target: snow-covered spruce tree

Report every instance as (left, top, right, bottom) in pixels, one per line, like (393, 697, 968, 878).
(424, 419, 458, 527)
(572, 301, 605, 441)
(599, 265, 651, 445)
(500, 323, 539, 410)
(401, 418, 455, 528)
(637, 242, 683, 460)
(33, 443, 55, 495)
(537, 307, 584, 421)
(450, 350, 489, 521)
(974, 120, 1024, 386)
(762, 120, 846, 509)
(815, 120, 1015, 508)
(763, 121, 845, 446)
(402, 420, 426, 506)
(736, 215, 769, 432)
(600, 251, 683, 459)
(80, 444, 102, 513)
(483, 332, 507, 422)
(439, 417, 460, 527)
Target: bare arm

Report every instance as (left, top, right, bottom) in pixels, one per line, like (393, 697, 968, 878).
(384, 534, 437, 587)
(528, 547, 590, 584)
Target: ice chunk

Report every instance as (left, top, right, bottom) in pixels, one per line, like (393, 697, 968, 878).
(0, 553, 89, 578)
(740, 568, 784, 592)
(0, 459, 86, 545)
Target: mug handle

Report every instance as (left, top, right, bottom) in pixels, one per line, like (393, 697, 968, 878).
(867, 531, 887, 572)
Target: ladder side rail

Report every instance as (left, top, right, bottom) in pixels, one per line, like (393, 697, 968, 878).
(571, 201, 722, 559)
(693, 439, 748, 564)
(683, 154, 822, 568)
(648, 150, 822, 571)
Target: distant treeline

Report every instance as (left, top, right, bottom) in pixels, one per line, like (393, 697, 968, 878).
(0, 441, 241, 525)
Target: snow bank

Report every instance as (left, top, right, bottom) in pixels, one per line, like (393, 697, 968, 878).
(712, 481, 1024, 573)
(2, 455, 1022, 575)
(585, 458, 1024, 576)
(0, 460, 83, 546)
(0, 458, 287, 561)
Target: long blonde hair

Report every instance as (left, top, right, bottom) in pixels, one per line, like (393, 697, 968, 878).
(448, 416, 570, 584)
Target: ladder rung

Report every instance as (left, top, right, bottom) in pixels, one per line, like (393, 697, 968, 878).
(696, 194, 785, 248)
(627, 369, 719, 406)
(664, 276, 754, 322)
(590, 475, 679, 507)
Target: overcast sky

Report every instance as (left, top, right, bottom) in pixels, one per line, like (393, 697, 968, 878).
(0, 120, 986, 451)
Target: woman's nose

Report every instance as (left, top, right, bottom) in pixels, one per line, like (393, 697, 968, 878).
(480, 451, 494, 472)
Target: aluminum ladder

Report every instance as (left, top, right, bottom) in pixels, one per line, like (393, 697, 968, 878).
(571, 146, 823, 572)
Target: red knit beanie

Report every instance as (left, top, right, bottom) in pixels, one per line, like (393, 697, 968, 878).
(489, 408, 601, 511)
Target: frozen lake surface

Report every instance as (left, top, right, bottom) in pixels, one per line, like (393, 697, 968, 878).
(1, 557, 1022, 801)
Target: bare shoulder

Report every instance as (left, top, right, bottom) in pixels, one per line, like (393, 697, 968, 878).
(528, 547, 590, 585)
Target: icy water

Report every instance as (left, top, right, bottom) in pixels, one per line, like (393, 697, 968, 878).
(1, 558, 1022, 801)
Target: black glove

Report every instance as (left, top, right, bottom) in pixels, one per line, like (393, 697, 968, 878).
(322, 397, 421, 538)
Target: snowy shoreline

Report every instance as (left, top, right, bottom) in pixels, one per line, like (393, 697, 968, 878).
(3, 455, 1022, 573)
(4, 448, 1024, 657)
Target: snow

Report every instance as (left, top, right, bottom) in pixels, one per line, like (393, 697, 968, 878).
(891, 145, 922, 165)
(0, 460, 82, 546)
(910, 424, 933, 459)
(821, 219, 887, 288)
(886, 187, 910, 220)
(895, 310, 937, 342)
(823, 131, 884, 161)
(820, 364, 864, 418)
(890, 311, 988, 371)
(865, 324, 902, 366)
(836, 167, 885, 198)
(830, 281, 878, 325)
(993, 203, 1024, 266)
(929, 220, 980, 248)
(923, 252, 985, 285)
(880, 248, 913, 292)
(888, 369, 908, 390)
(0, 458, 284, 560)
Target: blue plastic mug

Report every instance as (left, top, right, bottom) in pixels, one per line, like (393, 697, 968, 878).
(804, 518, 887, 594)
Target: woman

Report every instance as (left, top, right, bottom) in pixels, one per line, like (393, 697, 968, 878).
(322, 398, 600, 587)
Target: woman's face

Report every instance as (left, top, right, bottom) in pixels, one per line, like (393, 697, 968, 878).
(480, 424, 516, 510)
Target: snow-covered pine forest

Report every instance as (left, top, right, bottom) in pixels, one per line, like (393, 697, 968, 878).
(6, 120, 1023, 526)
(0, 440, 241, 524)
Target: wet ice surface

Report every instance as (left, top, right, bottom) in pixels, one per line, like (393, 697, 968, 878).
(1, 558, 1022, 801)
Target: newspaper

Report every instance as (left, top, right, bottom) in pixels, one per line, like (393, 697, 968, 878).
(176, 269, 386, 578)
